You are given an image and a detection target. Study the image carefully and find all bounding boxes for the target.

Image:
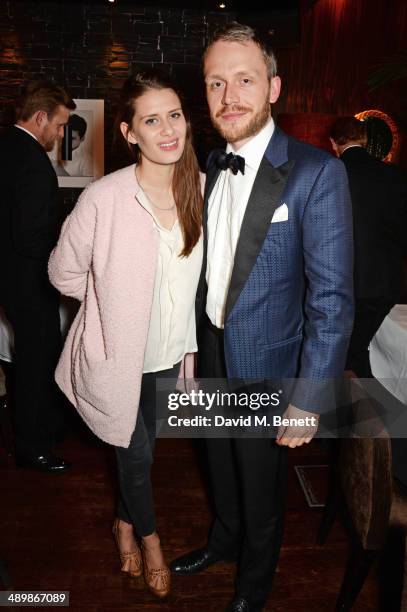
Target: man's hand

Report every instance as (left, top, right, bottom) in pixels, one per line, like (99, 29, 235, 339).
(276, 404, 319, 448)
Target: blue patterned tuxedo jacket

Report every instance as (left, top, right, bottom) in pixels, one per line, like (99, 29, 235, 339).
(196, 126, 354, 413)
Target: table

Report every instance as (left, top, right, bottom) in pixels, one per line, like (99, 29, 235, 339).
(370, 304, 407, 405)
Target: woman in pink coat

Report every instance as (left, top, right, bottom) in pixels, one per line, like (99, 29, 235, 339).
(48, 70, 203, 599)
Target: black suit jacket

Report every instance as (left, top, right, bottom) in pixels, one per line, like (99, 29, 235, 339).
(340, 146, 407, 299)
(0, 126, 60, 310)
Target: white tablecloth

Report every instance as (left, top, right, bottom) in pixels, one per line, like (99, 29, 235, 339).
(0, 298, 79, 362)
(370, 304, 407, 405)
(0, 308, 13, 362)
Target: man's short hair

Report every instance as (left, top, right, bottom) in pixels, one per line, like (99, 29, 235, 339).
(330, 116, 367, 146)
(204, 21, 277, 80)
(69, 114, 87, 139)
(16, 80, 76, 122)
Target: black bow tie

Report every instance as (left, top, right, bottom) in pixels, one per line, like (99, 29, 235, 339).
(213, 150, 245, 175)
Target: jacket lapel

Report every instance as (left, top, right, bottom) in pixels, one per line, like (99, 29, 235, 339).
(224, 129, 294, 322)
(203, 156, 222, 256)
(204, 157, 222, 207)
(195, 158, 221, 324)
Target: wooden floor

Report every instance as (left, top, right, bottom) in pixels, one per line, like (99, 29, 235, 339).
(0, 417, 381, 612)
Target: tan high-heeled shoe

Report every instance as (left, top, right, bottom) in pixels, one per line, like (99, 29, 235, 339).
(112, 518, 142, 577)
(141, 540, 171, 598)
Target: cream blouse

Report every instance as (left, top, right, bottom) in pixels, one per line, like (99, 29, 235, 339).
(135, 188, 203, 374)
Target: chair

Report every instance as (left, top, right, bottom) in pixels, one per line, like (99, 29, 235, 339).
(0, 361, 14, 457)
(0, 392, 14, 458)
(319, 376, 407, 610)
(0, 556, 11, 589)
(0, 368, 13, 590)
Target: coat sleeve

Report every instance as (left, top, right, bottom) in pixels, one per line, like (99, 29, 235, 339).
(48, 186, 96, 301)
(11, 160, 58, 259)
(291, 156, 354, 413)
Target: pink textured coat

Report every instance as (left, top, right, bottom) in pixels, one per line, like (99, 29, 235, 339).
(48, 164, 196, 448)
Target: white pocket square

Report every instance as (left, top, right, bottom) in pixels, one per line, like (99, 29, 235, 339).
(271, 203, 288, 223)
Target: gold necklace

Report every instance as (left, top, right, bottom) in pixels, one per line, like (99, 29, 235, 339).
(136, 170, 176, 212)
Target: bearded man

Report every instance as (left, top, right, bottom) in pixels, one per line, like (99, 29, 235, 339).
(171, 23, 354, 611)
(0, 80, 75, 472)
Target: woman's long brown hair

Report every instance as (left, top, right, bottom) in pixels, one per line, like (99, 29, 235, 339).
(115, 69, 203, 257)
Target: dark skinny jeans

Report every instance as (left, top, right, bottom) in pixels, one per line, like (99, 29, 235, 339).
(114, 363, 180, 537)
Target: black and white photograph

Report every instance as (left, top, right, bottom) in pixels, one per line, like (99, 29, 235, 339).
(48, 99, 104, 188)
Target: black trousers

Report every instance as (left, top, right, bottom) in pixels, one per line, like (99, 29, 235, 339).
(346, 296, 396, 378)
(199, 319, 287, 608)
(114, 363, 180, 537)
(4, 302, 63, 458)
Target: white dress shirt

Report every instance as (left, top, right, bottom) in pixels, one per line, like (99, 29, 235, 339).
(341, 144, 363, 153)
(136, 188, 203, 373)
(206, 118, 275, 328)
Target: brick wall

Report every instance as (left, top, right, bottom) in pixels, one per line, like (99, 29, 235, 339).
(0, 1, 235, 211)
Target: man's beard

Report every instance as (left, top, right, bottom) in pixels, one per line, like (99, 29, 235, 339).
(40, 127, 58, 152)
(212, 98, 271, 145)
(43, 137, 57, 152)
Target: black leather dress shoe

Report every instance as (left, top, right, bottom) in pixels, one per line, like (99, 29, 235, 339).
(16, 454, 71, 473)
(225, 597, 265, 612)
(170, 547, 222, 575)
(225, 597, 251, 611)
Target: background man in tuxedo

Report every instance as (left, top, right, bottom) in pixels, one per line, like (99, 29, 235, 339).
(330, 116, 407, 378)
(0, 80, 75, 472)
(171, 23, 354, 611)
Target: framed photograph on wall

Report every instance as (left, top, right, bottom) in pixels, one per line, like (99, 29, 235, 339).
(48, 99, 104, 188)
